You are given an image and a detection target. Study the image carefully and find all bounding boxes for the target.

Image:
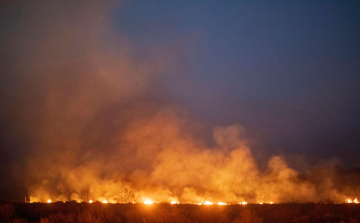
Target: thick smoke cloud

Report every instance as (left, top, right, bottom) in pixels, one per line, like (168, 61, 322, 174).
(0, 1, 359, 203)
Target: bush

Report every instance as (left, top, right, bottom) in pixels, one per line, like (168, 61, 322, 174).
(0, 204, 15, 222)
(232, 209, 262, 223)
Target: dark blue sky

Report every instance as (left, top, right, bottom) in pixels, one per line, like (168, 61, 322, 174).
(115, 0, 360, 166)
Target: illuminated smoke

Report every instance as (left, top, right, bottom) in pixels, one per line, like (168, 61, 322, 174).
(0, 1, 359, 203)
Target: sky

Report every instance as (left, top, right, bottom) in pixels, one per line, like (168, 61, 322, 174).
(0, 0, 359, 202)
(114, 0, 360, 164)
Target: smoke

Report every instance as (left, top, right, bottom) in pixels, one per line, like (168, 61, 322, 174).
(0, 1, 359, 203)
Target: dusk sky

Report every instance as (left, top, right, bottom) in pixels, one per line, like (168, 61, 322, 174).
(115, 0, 360, 165)
(0, 1, 360, 201)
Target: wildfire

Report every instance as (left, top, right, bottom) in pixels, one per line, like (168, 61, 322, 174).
(347, 198, 359, 204)
(102, 200, 108, 203)
(144, 199, 153, 204)
(89, 200, 93, 203)
(240, 201, 247, 205)
(47, 199, 51, 203)
(269, 201, 274, 204)
(170, 201, 179, 204)
(204, 201, 213, 205)
(218, 202, 226, 205)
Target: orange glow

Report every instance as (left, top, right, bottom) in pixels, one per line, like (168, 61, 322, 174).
(218, 202, 226, 205)
(102, 200, 108, 203)
(144, 199, 153, 204)
(47, 199, 51, 203)
(347, 198, 359, 204)
(204, 201, 213, 205)
(89, 200, 93, 203)
(26, 110, 360, 206)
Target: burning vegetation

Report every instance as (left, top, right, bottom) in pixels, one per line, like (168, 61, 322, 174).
(2, 202, 360, 223)
(27, 118, 360, 204)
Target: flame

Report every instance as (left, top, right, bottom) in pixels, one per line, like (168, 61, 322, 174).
(197, 203, 202, 205)
(144, 199, 153, 204)
(240, 201, 247, 205)
(269, 201, 274, 204)
(218, 202, 226, 205)
(89, 200, 93, 203)
(170, 201, 179, 204)
(347, 198, 359, 204)
(102, 200, 108, 203)
(47, 199, 51, 203)
(204, 201, 213, 205)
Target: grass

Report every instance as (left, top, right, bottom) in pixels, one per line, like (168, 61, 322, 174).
(1, 202, 360, 223)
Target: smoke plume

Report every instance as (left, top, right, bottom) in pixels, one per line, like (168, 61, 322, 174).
(0, 1, 359, 203)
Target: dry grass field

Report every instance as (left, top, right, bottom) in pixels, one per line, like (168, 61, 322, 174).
(1, 202, 360, 223)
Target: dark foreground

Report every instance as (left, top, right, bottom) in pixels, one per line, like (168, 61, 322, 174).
(1, 202, 360, 223)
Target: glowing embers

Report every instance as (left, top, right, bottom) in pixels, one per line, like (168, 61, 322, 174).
(347, 198, 359, 204)
(240, 201, 247, 205)
(144, 199, 153, 204)
(258, 202, 274, 204)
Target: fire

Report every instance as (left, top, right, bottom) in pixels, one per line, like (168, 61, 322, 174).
(218, 202, 226, 205)
(47, 199, 51, 203)
(102, 200, 108, 203)
(89, 200, 93, 203)
(269, 201, 274, 204)
(204, 201, 213, 205)
(347, 198, 359, 204)
(170, 201, 179, 204)
(144, 199, 153, 204)
(240, 201, 247, 205)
